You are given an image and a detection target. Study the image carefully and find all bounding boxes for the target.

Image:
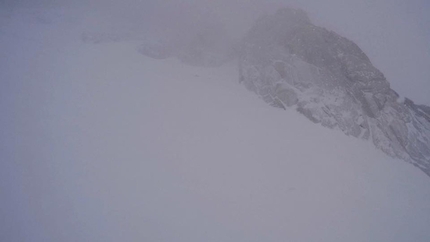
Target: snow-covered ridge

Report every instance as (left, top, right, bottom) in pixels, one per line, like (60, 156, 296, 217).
(239, 8, 430, 177)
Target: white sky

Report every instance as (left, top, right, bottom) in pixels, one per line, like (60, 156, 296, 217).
(2, 0, 430, 105)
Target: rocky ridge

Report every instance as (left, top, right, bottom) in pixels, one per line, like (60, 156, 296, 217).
(239, 8, 430, 176)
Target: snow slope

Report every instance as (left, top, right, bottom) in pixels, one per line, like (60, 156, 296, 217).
(1, 7, 430, 242)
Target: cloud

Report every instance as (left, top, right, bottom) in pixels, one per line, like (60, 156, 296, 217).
(3, 0, 430, 104)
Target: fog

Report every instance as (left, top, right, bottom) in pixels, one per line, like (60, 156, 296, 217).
(2, 0, 429, 104)
(2, 1, 430, 242)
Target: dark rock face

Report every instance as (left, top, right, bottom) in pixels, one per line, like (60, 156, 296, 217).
(239, 8, 430, 176)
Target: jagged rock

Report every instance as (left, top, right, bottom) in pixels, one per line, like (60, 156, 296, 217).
(239, 8, 430, 177)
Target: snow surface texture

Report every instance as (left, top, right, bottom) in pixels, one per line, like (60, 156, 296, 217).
(239, 8, 430, 177)
(1, 7, 430, 242)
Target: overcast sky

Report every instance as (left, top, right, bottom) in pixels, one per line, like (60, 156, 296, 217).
(3, 0, 430, 105)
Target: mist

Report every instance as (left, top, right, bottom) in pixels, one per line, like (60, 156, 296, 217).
(1, 1, 430, 242)
(2, 0, 429, 104)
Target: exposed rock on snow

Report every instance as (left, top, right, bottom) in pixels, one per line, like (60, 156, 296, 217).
(135, 22, 235, 66)
(137, 37, 174, 60)
(239, 8, 430, 176)
(81, 32, 130, 44)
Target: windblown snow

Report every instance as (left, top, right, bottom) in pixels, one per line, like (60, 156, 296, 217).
(1, 7, 430, 242)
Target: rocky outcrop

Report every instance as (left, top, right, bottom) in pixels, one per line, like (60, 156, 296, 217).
(138, 22, 236, 67)
(239, 8, 430, 176)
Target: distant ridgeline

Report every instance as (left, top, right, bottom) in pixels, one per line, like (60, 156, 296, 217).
(239, 8, 430, 177)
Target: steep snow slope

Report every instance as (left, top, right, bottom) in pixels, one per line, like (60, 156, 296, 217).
(1, 8, 430, 242)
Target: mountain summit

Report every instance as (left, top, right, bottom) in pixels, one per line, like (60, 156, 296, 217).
(239, 8, 430, 176)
